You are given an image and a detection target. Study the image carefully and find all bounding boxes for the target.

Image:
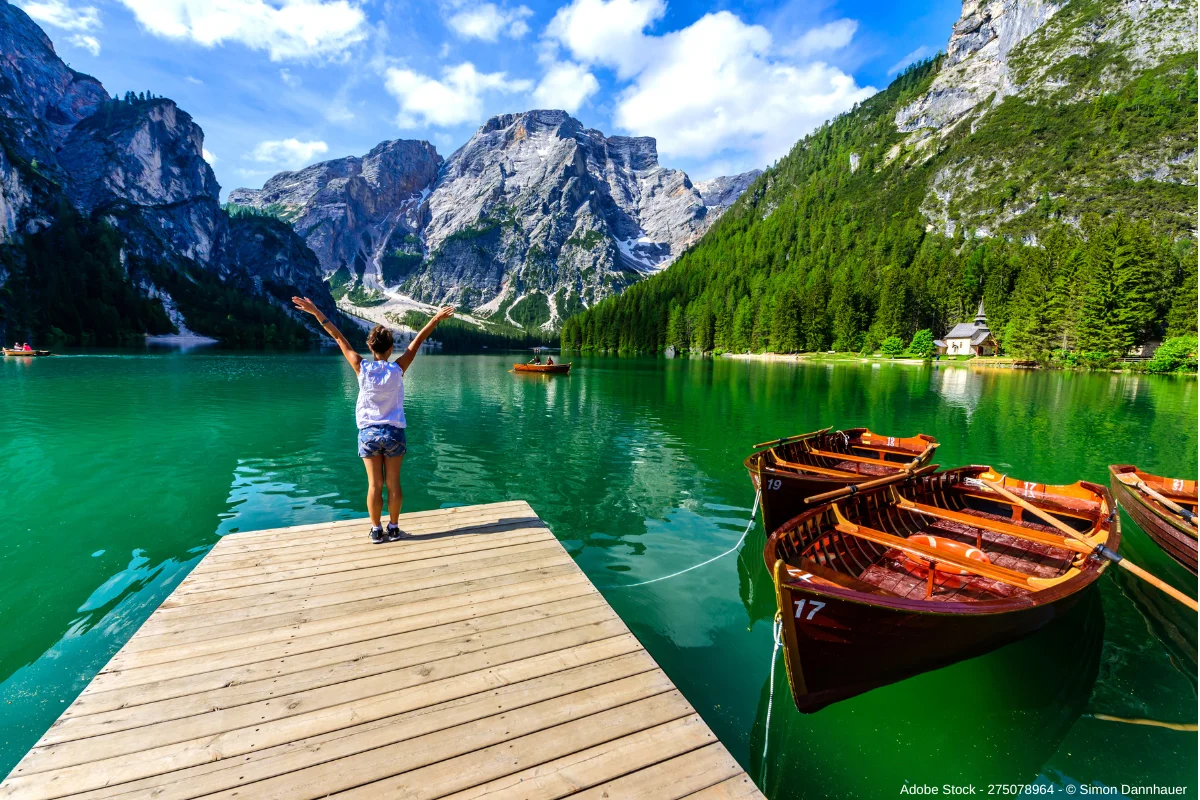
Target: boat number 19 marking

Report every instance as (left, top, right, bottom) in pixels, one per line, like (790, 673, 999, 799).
(766, 479, 782, 491)
(793, 599, 825, 620)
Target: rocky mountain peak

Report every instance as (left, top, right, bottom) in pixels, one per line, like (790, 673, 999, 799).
(231, 109, 759, 328)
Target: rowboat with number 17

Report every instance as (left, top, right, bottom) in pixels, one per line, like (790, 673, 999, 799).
(765, 465, 1118, 712)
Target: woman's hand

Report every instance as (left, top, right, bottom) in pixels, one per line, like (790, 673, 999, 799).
(433, 306, 455, 324)
(292, 296, 321, 317)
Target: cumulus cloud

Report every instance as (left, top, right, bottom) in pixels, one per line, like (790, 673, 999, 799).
(115, 0, 368, 61)
(68, 33, 101, 54)
(185, 75, 203, 84)
(446, 2, 533, 41)
(532, 61, 599, 112)
(545, 0, 664, 78)
(202, 147, 218, 164)
(787, 19, 857, 58)
(385, 62, 531, 128)
(544, 0, 873, 164)
(17, 0, 99, 31)
(888, 45, 934, 75)
(249, 138, 328, 167)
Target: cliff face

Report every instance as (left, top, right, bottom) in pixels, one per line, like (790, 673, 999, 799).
(0, 0, 340, 339)
(228, 140, 442, 287)
(231, 110, 758, 327)
(889, 0, 1197, 237)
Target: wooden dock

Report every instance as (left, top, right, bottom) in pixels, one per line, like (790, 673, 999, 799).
(1, 501, 764, 800)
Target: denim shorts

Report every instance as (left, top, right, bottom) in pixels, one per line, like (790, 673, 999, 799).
(358, 424, 407, 458)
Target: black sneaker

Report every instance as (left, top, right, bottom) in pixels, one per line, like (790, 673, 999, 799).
(369, 525, 385, 544)
(386, 523, 404, 542)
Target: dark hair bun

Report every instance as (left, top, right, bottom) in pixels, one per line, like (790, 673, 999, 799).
(366, 325, 394, 355)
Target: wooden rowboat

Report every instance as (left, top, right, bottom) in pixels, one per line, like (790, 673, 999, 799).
(766, 465, 1119, 713)
(745, 427, 939, 535)
(1110, 465, 1197, 574)
(2, 348, 51, 357)
(513, 363, 571, 374)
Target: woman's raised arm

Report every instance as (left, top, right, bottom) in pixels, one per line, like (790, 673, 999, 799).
(292, 296, 363, 373)
(398, 306, 455, 371)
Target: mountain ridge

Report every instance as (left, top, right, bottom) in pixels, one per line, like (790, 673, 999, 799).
(230, 110, 759, 329)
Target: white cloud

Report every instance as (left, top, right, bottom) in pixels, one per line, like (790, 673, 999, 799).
(202, 147, 218, 164)
(280, 68, 301, 87)
(249, 138, 328, 167)
(607, 10, 875, 163)
(446, 3, 533, 41)
(888, 45, 934, 75)
(68, 33, 101, 54)
(788, 19, 857, 57)
(185, 75, 203, 84)
(532, 61, 599, 112)
(543, 1, 873, 164)
(115, 0, 368, 61)
(545, 0, 664, 78)
(385, 62, 531, 128)
(17, 0, 99, 31)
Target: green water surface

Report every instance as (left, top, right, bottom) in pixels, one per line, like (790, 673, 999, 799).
(1, 351, 1196, 797)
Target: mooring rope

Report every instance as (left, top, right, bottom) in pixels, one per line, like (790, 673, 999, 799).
(612, 490, 761, 588)
(760, 610, 783, 787)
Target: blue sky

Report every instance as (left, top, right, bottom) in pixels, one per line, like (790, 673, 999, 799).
(17, 0, 960, 197)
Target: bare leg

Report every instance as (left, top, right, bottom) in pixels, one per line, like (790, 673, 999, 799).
(363, 456, 384, 526)
(384, 455, 404, 524)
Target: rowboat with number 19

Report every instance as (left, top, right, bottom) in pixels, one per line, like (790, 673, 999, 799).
(745, 427, 939, 536)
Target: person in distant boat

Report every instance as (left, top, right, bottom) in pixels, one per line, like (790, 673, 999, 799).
(546, 356, 554, 365)
(22, 343, 31, 351)
(529, 354, 541, 365)
(292, 297, 455, 544)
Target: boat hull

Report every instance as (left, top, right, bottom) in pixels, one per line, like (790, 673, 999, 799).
(767, 466, 1119, 713)
(774, 567, 1090, 712)
(1110, 465, 1197, 574)
(513, 363, 571, 374)
(3, 349, 50, 357)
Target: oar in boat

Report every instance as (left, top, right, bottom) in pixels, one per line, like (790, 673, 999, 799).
(752, 427, 831, 450)
(976, 478, 1198, 613)
(1114, 472, 1198, 530)
(803, 442, 939, 504)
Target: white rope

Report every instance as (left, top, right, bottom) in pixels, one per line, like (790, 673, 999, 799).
(614, 490, 761, 589)
(761, 611, 783, 787)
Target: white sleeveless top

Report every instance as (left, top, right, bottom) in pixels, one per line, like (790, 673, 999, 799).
(356, 360, 406, 429)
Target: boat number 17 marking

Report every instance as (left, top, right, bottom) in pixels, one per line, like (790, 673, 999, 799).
(793, 599, 825, 620)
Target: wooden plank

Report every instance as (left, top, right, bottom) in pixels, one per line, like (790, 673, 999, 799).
(63, 653, 660, 800)
(439, 715, 719, 800)
(96, 583, 604, 686)
(0, 502, 762, 800)
(328, 691, 695, 800)
(4, 638, 648, 798)
(569, 744, 748, 799)
(119, 567, 588, 653)
(47, 608, 621, 741)
(138, 550, 571, 635)
(73, 595, 609, 706)
(685, 776, 767, 798)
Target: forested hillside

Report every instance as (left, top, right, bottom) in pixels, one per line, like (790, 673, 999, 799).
(561, 0, 1198, 361)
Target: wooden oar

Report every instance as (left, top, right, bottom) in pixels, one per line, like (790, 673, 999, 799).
(979, 478, 1198, 613)
(804, 443, 938, 504)
(752, 427, 831, 450)
(1115, 472, 1198, 529)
